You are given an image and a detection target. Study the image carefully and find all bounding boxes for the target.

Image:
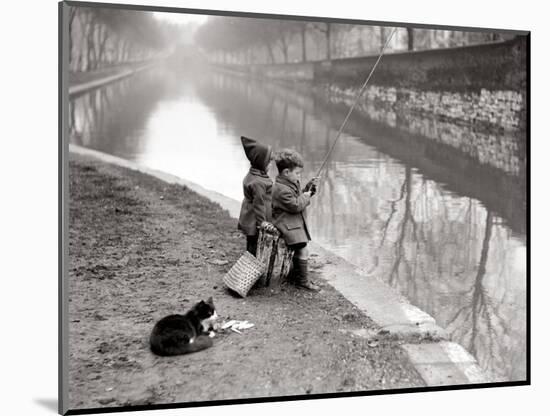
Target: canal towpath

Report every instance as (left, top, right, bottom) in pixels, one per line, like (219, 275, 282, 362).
(67, 149, 427, 408)
(68, 60, 159, 97)
(68, 143, 491, 407)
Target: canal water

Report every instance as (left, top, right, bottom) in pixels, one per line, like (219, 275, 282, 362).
(69, 64, 527, 382)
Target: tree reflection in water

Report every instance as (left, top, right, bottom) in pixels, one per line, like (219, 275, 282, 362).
(311, 145, 524, 382)
(374, 168, 525, 381)
(444, 210, 525, 381)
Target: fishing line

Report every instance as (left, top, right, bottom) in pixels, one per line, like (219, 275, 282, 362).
(315, 27, 398, 178)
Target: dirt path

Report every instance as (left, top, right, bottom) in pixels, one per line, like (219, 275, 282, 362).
(69, 62, 149, 87)
(68, 153, 424, 411)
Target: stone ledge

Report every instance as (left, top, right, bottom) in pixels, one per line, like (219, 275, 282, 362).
(402, 342, 491, 385)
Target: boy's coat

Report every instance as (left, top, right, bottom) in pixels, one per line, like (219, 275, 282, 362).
(272, 175, 311, 245)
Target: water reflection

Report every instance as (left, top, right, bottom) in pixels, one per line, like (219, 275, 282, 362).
(69, 70, 172, 157)
(68, 63, 526, 382)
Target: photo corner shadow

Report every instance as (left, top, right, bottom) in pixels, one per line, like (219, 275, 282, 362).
(34, 398, 59, 414)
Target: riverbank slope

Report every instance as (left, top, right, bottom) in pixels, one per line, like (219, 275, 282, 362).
(68, 153, 425, 410)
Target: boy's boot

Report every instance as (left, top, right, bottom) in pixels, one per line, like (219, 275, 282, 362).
(295, 259, 320, 291)
(289, 257, 301, 282)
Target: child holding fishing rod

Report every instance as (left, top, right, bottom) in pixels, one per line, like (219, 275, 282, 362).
(270, 28, 397, 291)
(272, 149, 320, 291)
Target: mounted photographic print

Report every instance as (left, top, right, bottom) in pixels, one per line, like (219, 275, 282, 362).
(59, 1, 529, 414)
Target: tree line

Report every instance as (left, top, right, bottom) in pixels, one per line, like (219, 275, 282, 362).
(68, 7, 181, 72)
(195, 16, 513, 65)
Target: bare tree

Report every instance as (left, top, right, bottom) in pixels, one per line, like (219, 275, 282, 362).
(299, 23, 308, 62)
(406, 27, 414, 51)
(85, 11, 96, 70)
(68, 7, 78, 65)
(276, 23, 292, 63)
(70, 6, 177, 71)
(311, 22, 333, 60)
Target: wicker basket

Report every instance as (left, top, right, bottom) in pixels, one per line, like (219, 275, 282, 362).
(223, 251, 266, 297)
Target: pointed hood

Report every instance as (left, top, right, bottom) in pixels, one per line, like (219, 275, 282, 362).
(241, 136, 272, 171)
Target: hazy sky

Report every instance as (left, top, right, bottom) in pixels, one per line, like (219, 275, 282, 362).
(154, 11, 208, 25)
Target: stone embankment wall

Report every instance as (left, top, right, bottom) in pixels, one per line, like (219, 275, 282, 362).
(325, 85, 524, 176)
(221, 37, 528, 176)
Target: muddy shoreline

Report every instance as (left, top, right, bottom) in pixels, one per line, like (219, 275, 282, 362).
(68, 153, 425, 410)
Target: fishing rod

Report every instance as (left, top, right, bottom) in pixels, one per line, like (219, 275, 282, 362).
(315, 27, 398, 179)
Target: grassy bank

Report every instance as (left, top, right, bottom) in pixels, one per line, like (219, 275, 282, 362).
(67, 153, 424, 410)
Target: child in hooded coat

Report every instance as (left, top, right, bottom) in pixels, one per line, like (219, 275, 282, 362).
(238, 136, 275, 255)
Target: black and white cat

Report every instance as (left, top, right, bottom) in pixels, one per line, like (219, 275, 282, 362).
(150, 297, 218, 356)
